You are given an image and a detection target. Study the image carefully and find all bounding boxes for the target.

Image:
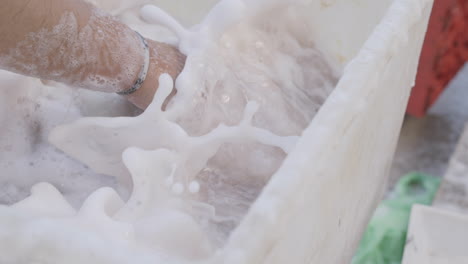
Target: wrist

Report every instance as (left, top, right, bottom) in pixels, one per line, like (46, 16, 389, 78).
(117, 31, 150, 96)
(123, 40, 186, 109)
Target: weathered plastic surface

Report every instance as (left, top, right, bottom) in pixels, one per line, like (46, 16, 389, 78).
(214, 1, 434, 263)
(402, 205, 468, 264)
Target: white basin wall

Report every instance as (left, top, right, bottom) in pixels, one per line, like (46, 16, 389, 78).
(216, 1, 434, 263)
(94, 0, 393, 68)
(91, 0, 219, 25)
(307, 0, 395, 68)
(140, 0, 220, 26)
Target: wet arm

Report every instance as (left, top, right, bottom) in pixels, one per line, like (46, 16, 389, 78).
(0, 0, 185, 108)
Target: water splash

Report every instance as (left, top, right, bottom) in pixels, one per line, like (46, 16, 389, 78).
(0, 0, 339, 262)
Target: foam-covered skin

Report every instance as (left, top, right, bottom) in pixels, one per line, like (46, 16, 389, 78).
(0, 0, 339, 262)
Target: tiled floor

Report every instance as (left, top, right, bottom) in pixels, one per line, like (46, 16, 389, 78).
(389, 63, 468, 192)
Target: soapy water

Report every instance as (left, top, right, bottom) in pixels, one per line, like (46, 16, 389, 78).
(0, 0, 339, 262)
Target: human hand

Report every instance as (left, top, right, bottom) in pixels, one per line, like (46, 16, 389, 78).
(124, 40, 186, 109)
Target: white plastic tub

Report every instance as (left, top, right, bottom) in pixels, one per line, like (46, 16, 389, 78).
(214, 1, 434, 263)
(0, 0, 433, 263)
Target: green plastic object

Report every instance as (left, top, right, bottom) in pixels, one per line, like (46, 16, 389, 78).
(352, 172, 441, 264)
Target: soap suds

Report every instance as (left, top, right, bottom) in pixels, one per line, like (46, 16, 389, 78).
(0, 0, 339, 262)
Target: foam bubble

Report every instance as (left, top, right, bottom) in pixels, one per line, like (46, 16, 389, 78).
(171, 183, 185, 194)
(189, 181, 201, 193)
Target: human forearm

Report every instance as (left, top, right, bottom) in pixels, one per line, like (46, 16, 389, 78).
(0, 0, 145, 93)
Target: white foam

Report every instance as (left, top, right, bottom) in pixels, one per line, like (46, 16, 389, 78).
(0, 0, 340, 262)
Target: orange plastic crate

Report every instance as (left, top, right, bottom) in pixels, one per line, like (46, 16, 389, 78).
(407, 0, 468, 117)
